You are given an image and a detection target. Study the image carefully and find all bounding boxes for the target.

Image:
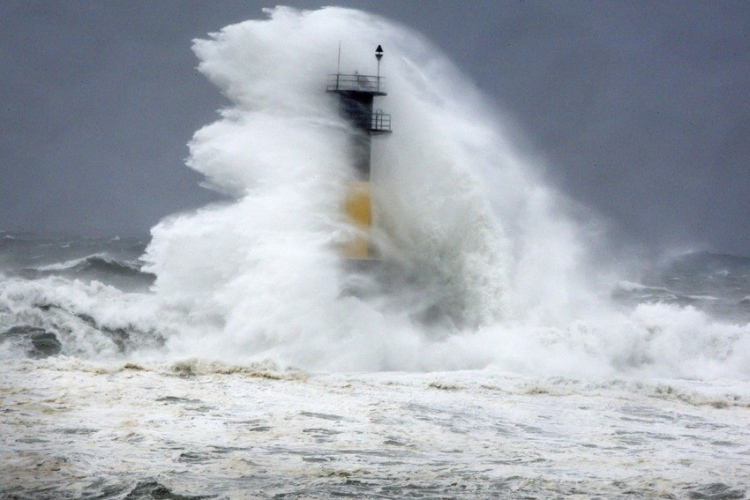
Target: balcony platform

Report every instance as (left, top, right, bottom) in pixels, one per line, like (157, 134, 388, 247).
(326, 74, 387, 96)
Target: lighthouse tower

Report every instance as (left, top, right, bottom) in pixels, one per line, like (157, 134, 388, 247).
(327, 45, 391, 260)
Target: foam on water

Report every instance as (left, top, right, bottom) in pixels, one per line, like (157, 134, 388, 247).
(1, 357, 749, 498)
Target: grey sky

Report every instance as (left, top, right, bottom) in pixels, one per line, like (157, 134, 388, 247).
(2, 1, 749, 255)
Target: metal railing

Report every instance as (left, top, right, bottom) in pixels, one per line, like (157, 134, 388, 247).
(327, 74, 386, 94)
(370, 110, 391, 132)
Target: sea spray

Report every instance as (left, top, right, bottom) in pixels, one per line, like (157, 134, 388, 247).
(137, 6, 750, 376)
(0, 7, 747, 377)
(143, 6, 523, 368)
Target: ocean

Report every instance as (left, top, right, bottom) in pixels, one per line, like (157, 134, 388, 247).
(2, 6, 749, 499)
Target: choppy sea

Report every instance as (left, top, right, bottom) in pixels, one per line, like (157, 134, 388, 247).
(1, 232, 749, 499)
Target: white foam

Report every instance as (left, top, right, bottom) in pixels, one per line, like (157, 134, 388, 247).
(2, 359, 749, 497)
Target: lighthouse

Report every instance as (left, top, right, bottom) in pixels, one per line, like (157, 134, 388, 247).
(327, 45, 391, 260)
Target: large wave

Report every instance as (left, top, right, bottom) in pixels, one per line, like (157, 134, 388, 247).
(138, 6, 583, 370)
(135, 8, 747, 374)
(3, 7, 748, 378)
(136, 7, 750, 376)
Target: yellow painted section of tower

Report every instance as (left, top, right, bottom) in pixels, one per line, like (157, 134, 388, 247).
(342, 181, 372, 259)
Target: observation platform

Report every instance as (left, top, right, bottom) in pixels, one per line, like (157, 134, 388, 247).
(326, 73, 387, 95)
(327, 73, 391, 134)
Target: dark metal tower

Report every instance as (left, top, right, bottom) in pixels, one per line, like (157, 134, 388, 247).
(326, 45, 391, 179)
(327, 46, 391, 260)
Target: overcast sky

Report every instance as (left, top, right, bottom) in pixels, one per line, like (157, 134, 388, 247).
(2, 1, 749, 255)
